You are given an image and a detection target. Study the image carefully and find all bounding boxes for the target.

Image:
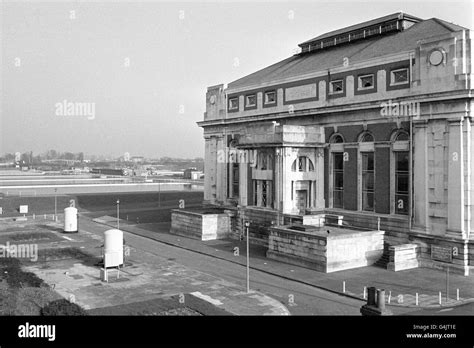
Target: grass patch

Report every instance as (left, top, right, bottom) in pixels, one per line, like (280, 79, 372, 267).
(0, 258, 45, 288)
(8, 231, 56, 242)
(36, 247, 101, 266)
(41, 299, 88, 316)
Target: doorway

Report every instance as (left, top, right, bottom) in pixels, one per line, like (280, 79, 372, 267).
(295, 190, 307, 214)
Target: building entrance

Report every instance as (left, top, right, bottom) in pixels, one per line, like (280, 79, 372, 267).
(295, 190, 307, 214)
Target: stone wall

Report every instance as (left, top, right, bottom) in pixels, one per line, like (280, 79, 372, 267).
(267, 226, 384, 273)
(170, 209, 230, 241)
(231, 207, 280, 246)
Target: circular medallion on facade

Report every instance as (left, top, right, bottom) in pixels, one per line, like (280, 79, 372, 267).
(209, 95, 216, 104)
(319, 240, 326, 246)
(429, 49, 444, 66)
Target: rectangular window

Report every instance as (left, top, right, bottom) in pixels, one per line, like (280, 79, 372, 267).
(390, 68, 409, 85)
(264, 91, 276, 105)
(395, 151, 409, 215)
(362, 152, 374, 211)
(245, 94, 256, 107)
(253, 180, 273, 208)
(232, 163, 239, 197)
(358, 74, 374, 90)
(262, 181, 267, 206)
(329, 79, 344, 94)
(253, 180, 258, 206)
(229, 97, 238, 110)
(333, 153, 344, 208)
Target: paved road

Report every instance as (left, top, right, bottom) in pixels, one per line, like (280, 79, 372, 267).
(79, 218, 365, 315)
(406, 302, 474, 315)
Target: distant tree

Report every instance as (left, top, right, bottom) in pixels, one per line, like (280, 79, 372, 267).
(46, 149, 58, 160)
(4, 153, 15, 161)
(63, 152, 75, 160)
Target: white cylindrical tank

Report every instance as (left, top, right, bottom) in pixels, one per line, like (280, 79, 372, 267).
(104, 229, 123, 266)
(64, 207, 78, 233)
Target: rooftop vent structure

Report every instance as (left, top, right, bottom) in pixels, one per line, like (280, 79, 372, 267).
(298, 12, 422, 54)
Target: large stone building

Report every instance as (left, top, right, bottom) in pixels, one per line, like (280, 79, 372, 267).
(197, 13, 474, 275)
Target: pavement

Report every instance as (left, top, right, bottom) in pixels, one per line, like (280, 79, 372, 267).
(92, 217, 474, 310)
(0, 217, 289, 316)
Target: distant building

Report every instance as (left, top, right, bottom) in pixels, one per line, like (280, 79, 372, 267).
(184, 167, 202, 180)
(131, 156, 144, 163)
(198, 13, 474, 275)
(90, 168, 125, 176)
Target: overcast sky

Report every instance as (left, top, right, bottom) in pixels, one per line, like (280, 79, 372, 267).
(1, 0, 472, 159)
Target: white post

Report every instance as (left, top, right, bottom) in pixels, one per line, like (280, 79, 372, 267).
(457, 288, 460, 301)
(117, 200, 120, 230)
(388, 291, 391, 304)
(363, 286, 367, 299)
(245, 221, 250, 293)
(415, 293, 418, 306)
(343, 281, 346, 293)
(439, 291, 442, 305)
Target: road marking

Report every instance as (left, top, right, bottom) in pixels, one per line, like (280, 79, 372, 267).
(439, 308, 453, 312)
(62, 236, 75, 241)
(190, 291, 223, 306)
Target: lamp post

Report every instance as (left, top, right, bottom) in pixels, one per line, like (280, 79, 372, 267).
(245, 220, 250, 293)
(116, 200, 120, 230)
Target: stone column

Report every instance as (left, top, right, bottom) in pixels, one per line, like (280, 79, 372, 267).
(274, 148, 283, 213)
(204, 136, 218, 204)
(282, 147, 292, 214)
(203, 137, 211, 202)
(447, 120, 465, 238)
(239, 156, 248, 206)
(215, 136, 226, 203)
(315, 148, 325, 209)
(412, 122, 429, 230)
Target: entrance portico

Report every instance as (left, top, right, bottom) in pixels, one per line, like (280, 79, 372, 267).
(234, 124, 326, 216)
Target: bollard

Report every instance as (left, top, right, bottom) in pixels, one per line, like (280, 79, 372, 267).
(377, 289, 386, 311)
(388, 291, 392, 304)
(33, 214, 35, 220)
(342, 281, 346, 293)
(457, 289, 459, 301)
(415, 293, 419, 306)
(439, 292, 442, 305)
(363, 286, 367, 300)
(367, 287, 377, 306)
(44, 214, 46, 219)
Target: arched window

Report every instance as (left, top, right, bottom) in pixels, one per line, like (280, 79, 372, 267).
(330, 134, 344, 143)
(395, 131, 409, 141)
(291, 156, 314, 172)
(360, 132, 374, 142)
(390, 129, 410, 142)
